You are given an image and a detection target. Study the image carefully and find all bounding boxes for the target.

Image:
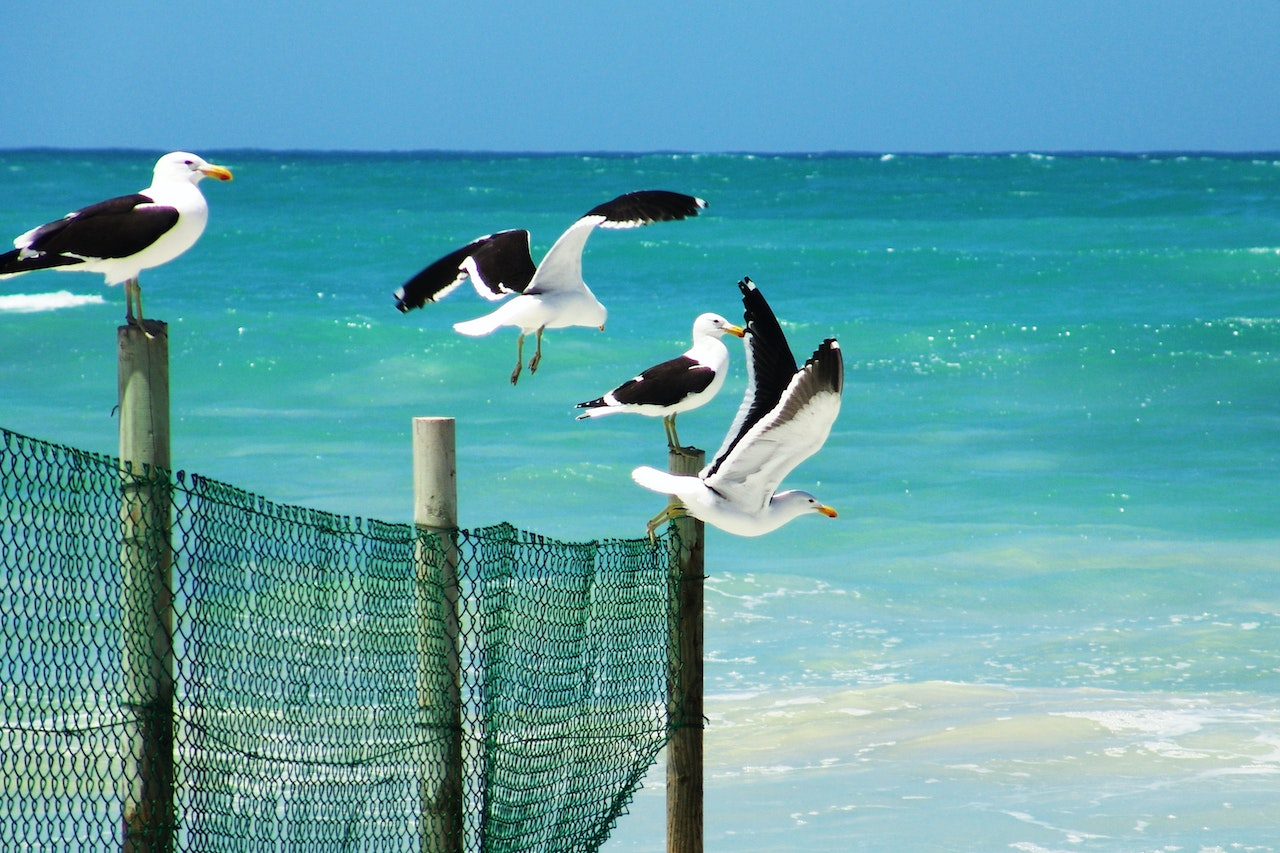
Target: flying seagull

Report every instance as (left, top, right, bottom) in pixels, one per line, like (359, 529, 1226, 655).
(394, 189, 707, 385)
(632, 277, 843, 538)
(575, 312, 745, 454)
(0, 151, 233, 327)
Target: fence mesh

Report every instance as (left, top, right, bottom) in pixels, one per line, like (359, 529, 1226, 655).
(0, 427, 681, 852)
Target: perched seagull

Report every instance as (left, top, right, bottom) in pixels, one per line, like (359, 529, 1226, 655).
(632, 277, 843, 538)
(574, 312, 745, 454)
(394, 190, 707, 385)
(0, 152, 233, 327)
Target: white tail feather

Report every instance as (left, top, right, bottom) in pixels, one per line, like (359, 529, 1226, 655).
(453, 314, 504, 336)
(631, 465, 682, 495)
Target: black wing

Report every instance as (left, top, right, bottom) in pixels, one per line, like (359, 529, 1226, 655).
(577, 355, 715, 412)
(0, 246, 82, 275)
(703, 277, 800, 479)
(2, 193, 178, 273)
(701, 338, 843, 505)
(395, 229, 536, 312)
(585, 190, 707, 229)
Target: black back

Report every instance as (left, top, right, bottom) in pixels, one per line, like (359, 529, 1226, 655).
(24, 194, 179, 260)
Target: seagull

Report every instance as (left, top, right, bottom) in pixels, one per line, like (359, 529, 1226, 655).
(394, 189, 707, 385)
(575, 312, 745, 454)
(632, 277, 843, 538)
(0, 151, 233, 328)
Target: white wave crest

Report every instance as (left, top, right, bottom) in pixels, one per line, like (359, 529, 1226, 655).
(0, 290, 105, 313)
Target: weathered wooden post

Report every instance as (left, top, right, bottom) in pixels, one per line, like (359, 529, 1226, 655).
(118, 321, 175, 853)
(666, 447, 705, 853)
(412, 417, 464, 853)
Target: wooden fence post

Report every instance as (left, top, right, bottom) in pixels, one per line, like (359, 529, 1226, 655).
(117, 321, 175, 853)
(666, 447, 704, 853)
(412, 417, 464, 853)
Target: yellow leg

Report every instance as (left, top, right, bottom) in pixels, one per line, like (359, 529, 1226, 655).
(125, 279, 155, 338)
(666, 415, 699, 457)
(645, 500, 688, 543)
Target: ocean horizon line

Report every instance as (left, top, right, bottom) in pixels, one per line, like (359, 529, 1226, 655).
(3, 146, 1279, 161)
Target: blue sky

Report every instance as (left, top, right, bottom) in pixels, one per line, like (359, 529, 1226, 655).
(1, 0, 1276, 153)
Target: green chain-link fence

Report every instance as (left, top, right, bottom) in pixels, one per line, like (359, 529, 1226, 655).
(1, 426, 681, 852)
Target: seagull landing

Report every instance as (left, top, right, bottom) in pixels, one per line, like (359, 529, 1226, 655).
(0, 151, 232, 330)
(575, 312, 745, 455)
(632, 278, 843, 539)
(393, 190, 707, 385)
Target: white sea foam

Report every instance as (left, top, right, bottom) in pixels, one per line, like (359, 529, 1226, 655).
(1052, 708, 1207, 738)
(0, 290, 104, 313)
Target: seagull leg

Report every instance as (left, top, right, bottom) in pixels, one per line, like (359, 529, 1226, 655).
(666, 415, 699, 457)
(135, 282, 149, 327)
(663, 415, 678, 450)
(124, 278, 137, 324)
(528, 326, 546, 375)
(510, 333, 525, 385)
(125, 278, 156, 339)
(645, 500, 688, 544)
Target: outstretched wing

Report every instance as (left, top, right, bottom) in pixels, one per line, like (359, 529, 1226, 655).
(702, 277, 799, 478)
(586, 190, 707, 229)
(1, 193, 178, 276)
(530, 190, 707, 296)
(394, 229, 536, 312)
(703, 338, 843, 511)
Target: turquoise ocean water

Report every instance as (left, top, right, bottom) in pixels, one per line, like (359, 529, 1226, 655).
(2, 150, 1279, 851)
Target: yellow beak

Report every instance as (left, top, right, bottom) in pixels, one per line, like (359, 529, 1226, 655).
(725, 323, 746, 338)
(817, 504, 838, 518)
(201, 164, 234, 182)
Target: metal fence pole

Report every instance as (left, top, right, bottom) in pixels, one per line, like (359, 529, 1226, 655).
(666, 448, 704, 853)
(412, 417, 464, 853)
(117, 322, 174, 853)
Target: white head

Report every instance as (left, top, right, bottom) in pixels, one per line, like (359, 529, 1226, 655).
(692, 312, 746, 341)
(770, 490, 838, 525)
(152, 151, 233, 185)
